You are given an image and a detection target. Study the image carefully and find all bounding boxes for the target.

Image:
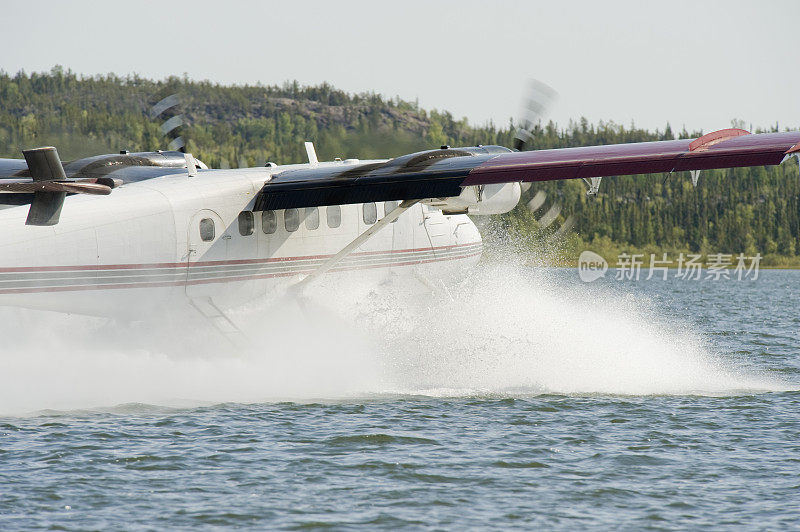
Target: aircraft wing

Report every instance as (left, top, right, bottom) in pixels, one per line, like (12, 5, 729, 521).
(255, 129, 800, 210)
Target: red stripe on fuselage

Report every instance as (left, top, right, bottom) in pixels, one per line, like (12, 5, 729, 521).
(0, 242, 480, 273)
(0, 248, 482, 294)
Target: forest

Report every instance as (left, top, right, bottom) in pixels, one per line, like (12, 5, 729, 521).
(1, 67, 798, 265)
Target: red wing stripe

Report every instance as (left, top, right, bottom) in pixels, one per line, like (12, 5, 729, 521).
(463, 130, 800, 186)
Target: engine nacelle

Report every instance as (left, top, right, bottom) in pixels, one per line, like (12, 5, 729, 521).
(423, 182, 521, 216)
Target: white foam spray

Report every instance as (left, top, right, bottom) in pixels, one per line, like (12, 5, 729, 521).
(350, 262, 788, 397)
(0, 257, 790, 415)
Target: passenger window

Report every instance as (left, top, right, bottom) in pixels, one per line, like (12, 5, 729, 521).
(261, 211, 277, 234)
(363, 202, 377, 224)
(199, 218, 215, 242)
(305, 207, 320, 230)
(284, 208, 300, 232)
(238, 211, 254, 236)
(327, 205, 341, 228)
(384, 201, 399, 223)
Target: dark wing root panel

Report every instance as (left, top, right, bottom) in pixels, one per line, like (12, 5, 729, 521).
(255, 149, 491, 211)
(254, 175, 466, 211)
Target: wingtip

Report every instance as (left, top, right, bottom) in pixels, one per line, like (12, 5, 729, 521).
(688, 128, 751, 152)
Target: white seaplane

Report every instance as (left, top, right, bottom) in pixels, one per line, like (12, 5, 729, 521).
(0, 125, 798, 337)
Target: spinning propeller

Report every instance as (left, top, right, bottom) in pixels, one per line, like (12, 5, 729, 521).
(512, 79, 558, 152)
(511, 80, 575, 240)
(149, 89, 265, 169)
(150, 89, 186, 153)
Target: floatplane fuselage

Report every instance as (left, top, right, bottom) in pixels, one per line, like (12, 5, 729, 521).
(0, 152, 510, 319)
(2, 127, 800, 322)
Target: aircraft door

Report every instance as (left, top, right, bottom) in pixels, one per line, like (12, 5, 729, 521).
(226, 210, 259, 262)
(422, 204, 451, 254)
(387, 200, 414, 252)
(186, 209, 227, 296)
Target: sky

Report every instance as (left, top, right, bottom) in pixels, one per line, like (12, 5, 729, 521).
(3, 0, 799, 133)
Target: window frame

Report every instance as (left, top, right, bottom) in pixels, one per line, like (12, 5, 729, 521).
(326, 205, 342, 228)
(304, 207, 320, 230)
(384, 201, 399, 223)
(238, 211, 255, 236)
(261, 210, 277, 234)
(284, 208, 300, 232)
(362, 202, 378, 225)
(199, 218, 215, 242)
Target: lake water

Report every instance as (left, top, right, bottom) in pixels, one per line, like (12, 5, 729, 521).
(1, 262, 798, 529)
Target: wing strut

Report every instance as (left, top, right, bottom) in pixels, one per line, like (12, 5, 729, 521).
(690, 170, 701, 187)
(291, 199, 420, 292)
(582, 177, 602, 196)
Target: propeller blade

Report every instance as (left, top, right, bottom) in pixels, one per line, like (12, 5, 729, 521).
(512, 81, 575, 241)
(150, 89, 186, 153)
(526, 190, 547, 212)
(538, 203, 562, 230)
(547, 214, 575, 243)
(512, 79, 558, 152)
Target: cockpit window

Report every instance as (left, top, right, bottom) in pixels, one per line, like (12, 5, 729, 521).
(199, 218, 215, 242)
